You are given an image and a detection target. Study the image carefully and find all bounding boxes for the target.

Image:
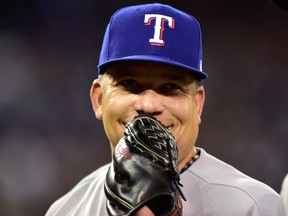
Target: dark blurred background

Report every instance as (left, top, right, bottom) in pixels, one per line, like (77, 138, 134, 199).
(0, 0, 287, 215)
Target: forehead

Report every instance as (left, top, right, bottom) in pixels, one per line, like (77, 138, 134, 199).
(103, 61, 196, 82)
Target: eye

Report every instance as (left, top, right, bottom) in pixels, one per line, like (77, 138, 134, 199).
(119, 79, 139, 88)
(159, 83, 184, 95)
(119, 79, 138, 87)
(118, 79, 142, 92)
(164, 83, 181, 90)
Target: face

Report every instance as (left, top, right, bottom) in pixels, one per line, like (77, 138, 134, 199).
(90, 61, 205, 169)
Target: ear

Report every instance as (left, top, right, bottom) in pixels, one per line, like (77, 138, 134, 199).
(90, 79, 103, 120)
(194, 85, 205, 124)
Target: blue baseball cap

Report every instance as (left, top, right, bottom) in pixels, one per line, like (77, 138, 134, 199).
(98, 3, 208, 80)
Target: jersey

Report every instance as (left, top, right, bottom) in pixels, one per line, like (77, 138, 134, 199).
(278, 174, 288, 216)
(45, 148, 280, 216)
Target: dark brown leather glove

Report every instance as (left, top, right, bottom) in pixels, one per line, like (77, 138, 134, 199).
(104, 112, 185, 216)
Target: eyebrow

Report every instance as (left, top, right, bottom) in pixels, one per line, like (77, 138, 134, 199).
(107, 66, 195, 83)
(166, 73, 191, 81)
(160, 71, 196, 85)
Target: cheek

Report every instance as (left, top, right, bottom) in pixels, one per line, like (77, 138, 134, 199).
(102, 93, 132, 117)
(101, 93, 134, 146)
(169, 97, 199, 156)
(167, 96, 194, 121)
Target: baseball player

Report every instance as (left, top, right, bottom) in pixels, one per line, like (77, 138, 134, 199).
(45, 3, 280, 216)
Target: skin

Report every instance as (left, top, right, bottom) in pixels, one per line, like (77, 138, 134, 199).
(134, 206, 155, 216)
(90, 61, 205, 215)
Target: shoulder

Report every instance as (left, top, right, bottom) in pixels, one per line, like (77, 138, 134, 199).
(278, 174, 288, 216)
(181, 148, 280, 216)
(76, 163, 110, 187)
(45, 164, 110, 216)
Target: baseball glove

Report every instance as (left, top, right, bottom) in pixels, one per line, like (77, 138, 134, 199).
(104, 112, 186, 216)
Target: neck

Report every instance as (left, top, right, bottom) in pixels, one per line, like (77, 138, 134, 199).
(179, 148, 201, 174)
(178, 148, 197, 170)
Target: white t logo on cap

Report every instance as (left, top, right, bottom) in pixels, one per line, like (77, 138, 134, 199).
(144, 14, 175, 46)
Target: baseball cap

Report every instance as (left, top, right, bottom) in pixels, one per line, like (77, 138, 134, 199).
(98, 3, 208, 80)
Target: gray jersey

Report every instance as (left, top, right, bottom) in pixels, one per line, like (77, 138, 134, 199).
(278, 174, 288, 216)
(46, 148, 279, 216)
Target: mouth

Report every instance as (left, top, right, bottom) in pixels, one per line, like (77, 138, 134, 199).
(123, 113, 173, 130)
(167, 125, 172, 129)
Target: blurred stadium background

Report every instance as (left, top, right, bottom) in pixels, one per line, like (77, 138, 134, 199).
(1, 0, 287, 215)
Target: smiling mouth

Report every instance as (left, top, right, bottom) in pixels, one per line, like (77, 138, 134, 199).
(166, 125, 172, 129)
(123, 113, 173, 130)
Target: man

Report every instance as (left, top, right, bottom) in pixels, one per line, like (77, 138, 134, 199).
(46, 3, 279, 216)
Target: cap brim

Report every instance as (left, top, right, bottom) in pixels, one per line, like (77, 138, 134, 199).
(98, 55, 208, 80)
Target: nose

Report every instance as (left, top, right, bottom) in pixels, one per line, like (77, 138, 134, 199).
(134, 89, 164, 115)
